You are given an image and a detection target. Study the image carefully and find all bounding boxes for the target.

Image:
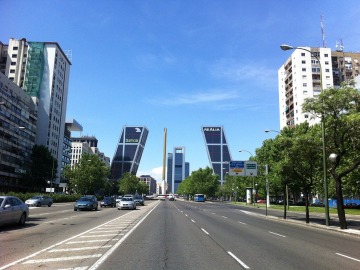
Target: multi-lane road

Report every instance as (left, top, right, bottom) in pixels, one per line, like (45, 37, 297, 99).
(0, 199, 360, 269)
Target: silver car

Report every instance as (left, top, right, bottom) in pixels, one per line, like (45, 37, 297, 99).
(118, 197, 136, 210)
(25, 195, 53, 207)
(0, 196, 29, 226)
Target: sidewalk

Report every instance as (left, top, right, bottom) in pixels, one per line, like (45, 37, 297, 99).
(238, 203, 360, 237)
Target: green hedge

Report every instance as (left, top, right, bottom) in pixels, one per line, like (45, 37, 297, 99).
(0, 192, 98, 203)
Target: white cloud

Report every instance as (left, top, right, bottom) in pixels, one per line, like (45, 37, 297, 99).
(137, 166, 163, 182)
(153, 89, 239, 106)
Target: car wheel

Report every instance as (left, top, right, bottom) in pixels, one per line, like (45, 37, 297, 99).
(74, 208, 77, 211)
(19, 213, 26, 225)
(48, 202, 52, 207)
(118, 207, 121, 210)
(36, 202, 41, 207)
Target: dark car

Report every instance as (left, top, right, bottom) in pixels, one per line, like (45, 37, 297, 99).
(0, 196, 29, 226)
(344, 203, 360, 209)
(74, 196, 98, 211)
(133, 195, 145, 206)
(100, 197, 116, 207)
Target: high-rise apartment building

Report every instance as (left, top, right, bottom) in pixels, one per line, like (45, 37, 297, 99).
(201, 126, 231, 185)
(0, 38, 71, 186)
(278, 47, 360, 129)
(166, 147, 189, 194)
(110, 126, 149, 181)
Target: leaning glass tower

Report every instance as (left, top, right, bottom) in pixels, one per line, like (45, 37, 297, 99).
(110, 126, 149, 181)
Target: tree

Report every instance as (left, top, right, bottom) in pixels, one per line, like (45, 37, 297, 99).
(118, 173, 147, 195)
(303, 82, 360, 229)
(28, 145, 57, 192)
(67, 153, 110, 195)
(177, 167, 219, 198)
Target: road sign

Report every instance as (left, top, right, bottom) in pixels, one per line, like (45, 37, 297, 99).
(245, 161, 258, 176)
(229, 161, 245, 176)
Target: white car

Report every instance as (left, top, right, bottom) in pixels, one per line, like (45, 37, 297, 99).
(25, 195, 53, 207)
(117, 197, 136, 210)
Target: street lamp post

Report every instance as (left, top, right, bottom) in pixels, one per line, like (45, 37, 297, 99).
(280, 44, 329, 226)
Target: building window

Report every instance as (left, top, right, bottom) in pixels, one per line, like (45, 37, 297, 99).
(325, 61, 329, 65)
(10, 69, 15, 73)
(302, 68, 306, 71)
(305, 114, 309, 119)
(301, 53, 305, 56)
(11, 54, 17, 58)
(302, 60, 306, 64)
(324, 54, 329, 57)
(303, 83, 307, 87)
(11, 61, 16, 65)
(325, 69, 330, 72)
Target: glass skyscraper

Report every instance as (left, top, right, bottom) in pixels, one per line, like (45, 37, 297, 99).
(110, 126, 149, 181)
(201, 126, 232, 185)
(167, 147, 189, 194)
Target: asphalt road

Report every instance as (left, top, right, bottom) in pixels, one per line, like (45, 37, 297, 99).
(0, 200, 359, 270)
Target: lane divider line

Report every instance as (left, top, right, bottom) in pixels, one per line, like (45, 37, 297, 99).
(228, 251, 250, 269)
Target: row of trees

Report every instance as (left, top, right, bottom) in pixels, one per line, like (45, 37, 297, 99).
(254, 82, 360, 229)
(177, 82, 360, 230)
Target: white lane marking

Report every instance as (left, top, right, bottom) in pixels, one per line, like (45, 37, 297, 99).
(336, 253, 360, 262)
(80, 234, 120, 238)
(58, 267, 88, 270)
(201, 228, 209, 235)
(191, 219, 195, 223)
(23, 254, 102, 264)
(88, 201, 160, 270)
(0, 210, 136, 270)
(212, 212, 216, 215)
(228, 251, 250, 269)
(49, 246, 112, 252)
(269, 231, 286, 238)
(222, 216, 228, 219)
(66, 239, 119, 244)
(238, 221, 247, 225)
(185, 214, 188, 217)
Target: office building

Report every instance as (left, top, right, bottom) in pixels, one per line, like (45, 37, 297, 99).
(201, 126, 231, 185)
(0, 72, 37, 192)
(139, 175, 157, 194)
(278, 47, 360, 129)
(166, 147, 189, 194)
(0, 38, 71, 186)
(110, 126, 149, 181)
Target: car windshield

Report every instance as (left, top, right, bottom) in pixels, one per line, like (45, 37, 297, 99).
(31, 196, 42, 199)
(79, 197, 92, 201)
(121, 198, 132, 201)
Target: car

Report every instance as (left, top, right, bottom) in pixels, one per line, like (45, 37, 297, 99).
(118, 197, 136, 210)
(25, 195, 53, 207)
(0, 196, 29, 226)
(100, 197, 116, 207)
(133, 195, 144, 206)
(257, 199, 266, 204)
(115, 196, 123, 204)
(74, 196, 98, 211)
(344, 203, 360, 209)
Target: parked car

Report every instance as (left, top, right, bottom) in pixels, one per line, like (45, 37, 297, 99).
(25, 195, 53, 207)
(344, 203, 360, 209)
(100, 197, 116, 207)
(0, 196, 29, 226)
(257, 199, 266, 204)
(115, 196, 123, 204)
(118, 197, 136, 210)
(310, 202, 324, 207)
(74, 196, 98, 211)
(133, 195, 145, 206)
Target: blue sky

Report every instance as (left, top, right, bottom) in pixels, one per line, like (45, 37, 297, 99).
(1, 1, 359, 181)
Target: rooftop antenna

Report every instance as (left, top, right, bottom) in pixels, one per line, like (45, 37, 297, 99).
(320, 15, 326, 48)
